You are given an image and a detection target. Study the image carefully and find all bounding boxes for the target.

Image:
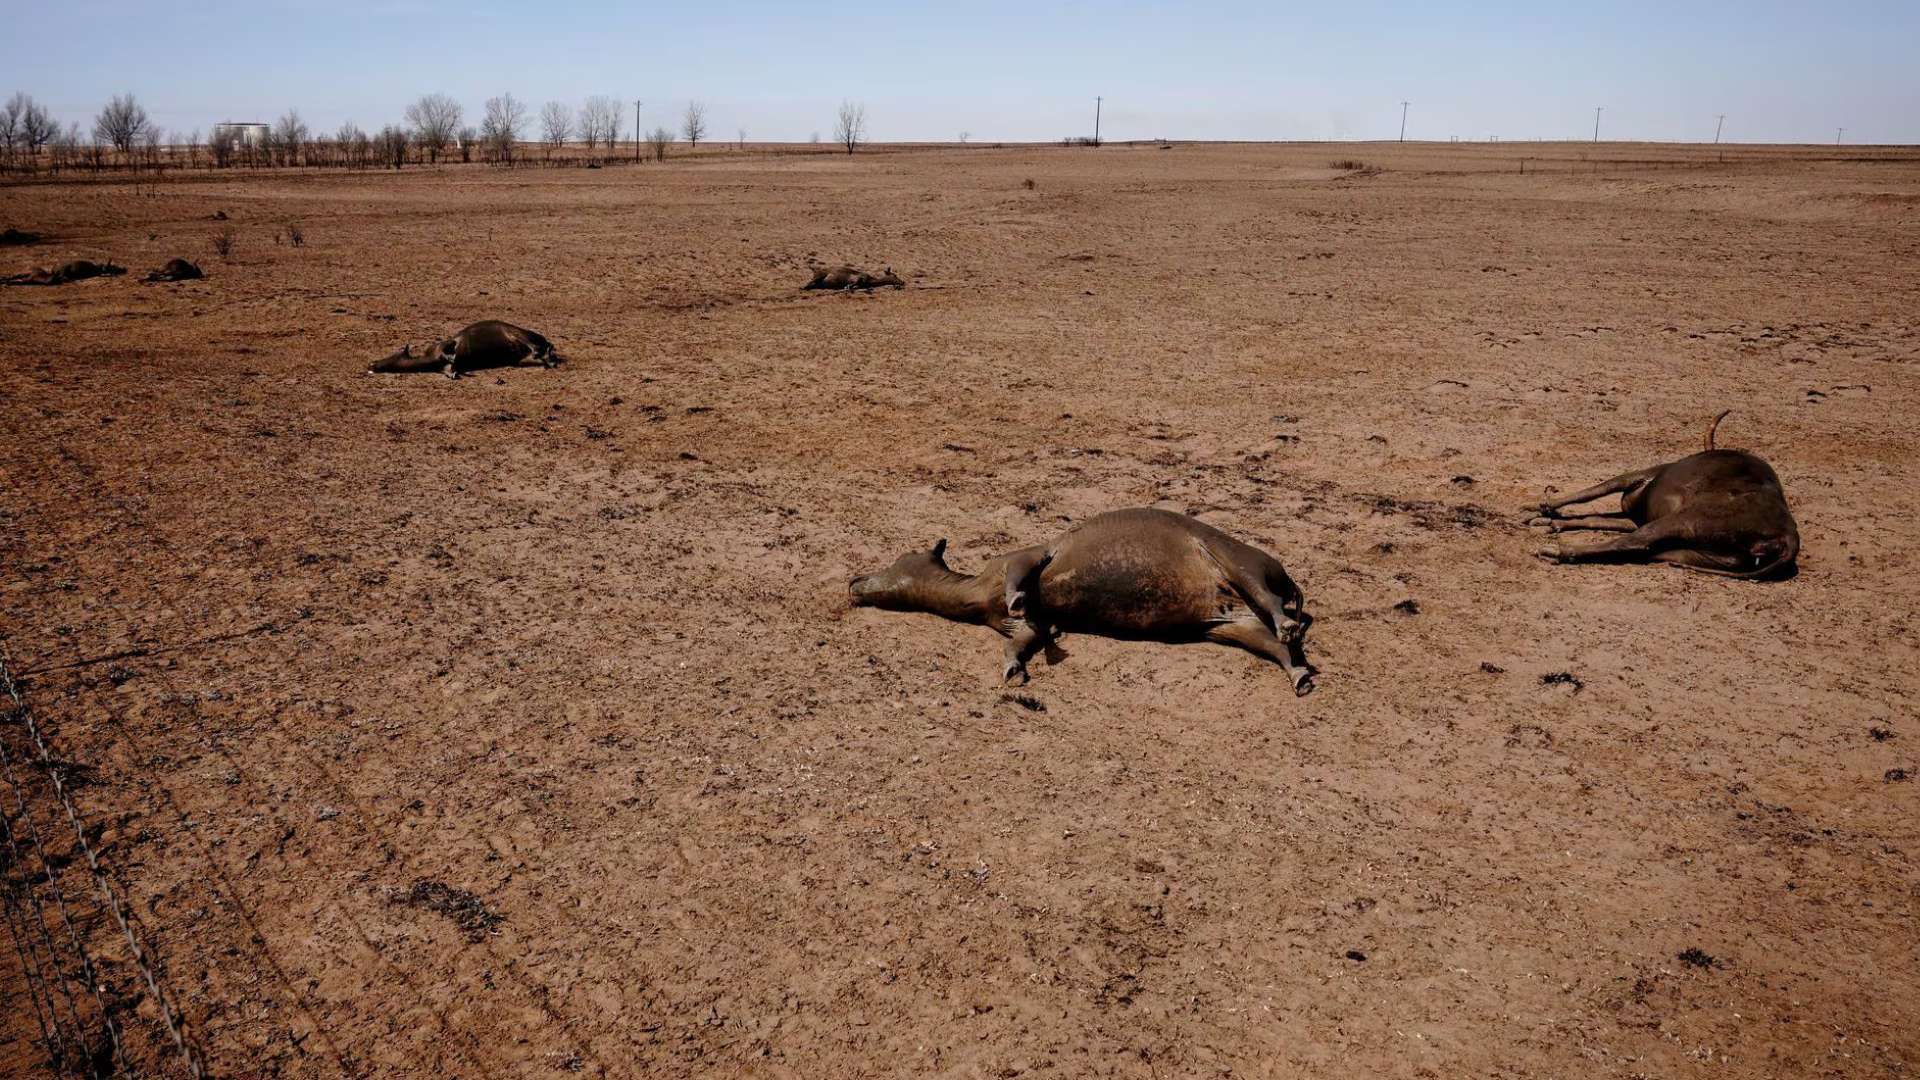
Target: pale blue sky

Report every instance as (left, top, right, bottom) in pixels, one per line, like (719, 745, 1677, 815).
(5, 1, 1916, 144)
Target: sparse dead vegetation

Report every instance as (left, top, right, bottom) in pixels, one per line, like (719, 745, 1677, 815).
(391, 879, 503, 942)
(210, 226, 236, 260)
(647, 125, 674, 162)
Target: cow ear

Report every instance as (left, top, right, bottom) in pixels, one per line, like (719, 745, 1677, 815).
(931, 539, 948, 561)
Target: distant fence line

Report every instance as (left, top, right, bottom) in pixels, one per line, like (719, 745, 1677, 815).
(0, 138, 922, 178)
(0, 139, 647, 177)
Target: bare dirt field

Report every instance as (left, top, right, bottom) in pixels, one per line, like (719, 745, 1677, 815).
(2, 141, 1918, 1078)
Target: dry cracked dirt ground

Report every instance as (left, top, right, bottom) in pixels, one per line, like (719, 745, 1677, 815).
(1, 141, 1917, 1077)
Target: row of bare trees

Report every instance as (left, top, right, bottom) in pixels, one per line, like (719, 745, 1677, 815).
(0, 89, 872, 175)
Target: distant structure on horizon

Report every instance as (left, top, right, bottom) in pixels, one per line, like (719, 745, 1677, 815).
(212, 122, 269, 146)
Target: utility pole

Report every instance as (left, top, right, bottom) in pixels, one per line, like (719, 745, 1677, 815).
(1714, 114, 1725, 143)
(634, 100, 643, 163)
(1399, 101, 1409, 142)
(1836, 127, 1844, 145)
(1593, 106, 1602, 142)
(1094, 96, 1102, 146)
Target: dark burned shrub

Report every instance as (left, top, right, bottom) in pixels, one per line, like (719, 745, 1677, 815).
(393, 879, 504, 942)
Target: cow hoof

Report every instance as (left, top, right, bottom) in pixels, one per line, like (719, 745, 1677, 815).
(1534, 548, 1570, 563)
(1293, 676, 1314, 697)
(1002, 663, 1029, 685)
(1527, 517, 1562, 532)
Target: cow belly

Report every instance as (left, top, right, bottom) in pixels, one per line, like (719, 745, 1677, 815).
(1038, 554, 1223, 635)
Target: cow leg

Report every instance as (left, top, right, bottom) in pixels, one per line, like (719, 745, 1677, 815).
(1225, 573, 1304, 642)
(1651, 547, 1751, 575)
(1208, 549, 1307, 643)
(1537, 516, 1684, 564)
(1534, 467, 1657, 517)
(1207, 619, 1313, 696)
(1000, 548, 1051, 618)
(1001, 620, 1049, 685)
(1530, 513, 1640, 534)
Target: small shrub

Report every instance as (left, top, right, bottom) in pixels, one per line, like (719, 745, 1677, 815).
(286, 222, 305, 247)
(1331, 159, 1383, 176)
(1022, 178, 1036, 190)
(211, 227, 236, 260)
(1676, 948, 1716, 969)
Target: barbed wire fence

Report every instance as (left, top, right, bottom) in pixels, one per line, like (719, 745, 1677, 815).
(1, 650, 206, 1078)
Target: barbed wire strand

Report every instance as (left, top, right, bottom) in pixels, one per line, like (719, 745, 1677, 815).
(0, 798, 80, 1076)
(0, 727, 97, 1075)
(2, 653, 206, 1079)
(0, 715, 131, 1076)
(16, 449, 611, 1077)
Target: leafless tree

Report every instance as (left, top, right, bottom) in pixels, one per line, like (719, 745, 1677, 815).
(582, 96, 622, 153)
(0, 95, 20, 166)
(958, 131, 970, 144)
(185, 128, 202, 169)
(377, 125, 409, 170)
(94, 92, 151, 157)
(17, 94, 57, 160)
(274, 109, 309, 166)
(208, 126, 236, 168)
(336, 122, 370, 169)
(481, 93, 527, 164)
(576, 101, 605, 155)
(647, 125, 674, 162)
(50, 122, 80, 173)
(834, 100, 867, 156)
(457, 126, 476, 163)
(405, 93, 462, 164)
(737, 128, 746, 150)
(540, 101, 571, 161)
(682, 101, 707, 148)
(335, 121, 364, 168)
(140, 125, 164, 170)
